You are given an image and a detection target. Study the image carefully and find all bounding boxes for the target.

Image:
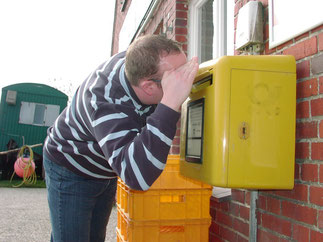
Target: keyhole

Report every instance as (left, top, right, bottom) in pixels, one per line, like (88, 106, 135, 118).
(239, 122, 249, 140)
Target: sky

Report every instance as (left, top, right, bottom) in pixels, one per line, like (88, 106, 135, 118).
(0, 0, 115, 99)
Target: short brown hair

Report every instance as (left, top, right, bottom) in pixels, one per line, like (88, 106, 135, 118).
(125, 35, 182, 86)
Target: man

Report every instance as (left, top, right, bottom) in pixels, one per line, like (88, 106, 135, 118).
(43, 34, 198, 242)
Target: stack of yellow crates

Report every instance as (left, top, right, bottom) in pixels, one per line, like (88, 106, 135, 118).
(116, 155, 212, 242)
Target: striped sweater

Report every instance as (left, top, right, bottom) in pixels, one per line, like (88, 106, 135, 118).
(44, 51, 180, 190)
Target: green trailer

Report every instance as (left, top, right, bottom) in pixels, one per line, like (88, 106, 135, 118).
(0, 83, 68, 179)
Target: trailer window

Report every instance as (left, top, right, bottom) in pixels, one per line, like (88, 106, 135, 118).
(19, 102, 60, 127)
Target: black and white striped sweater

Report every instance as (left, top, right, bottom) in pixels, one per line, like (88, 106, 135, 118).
(44, 51, 180, 190)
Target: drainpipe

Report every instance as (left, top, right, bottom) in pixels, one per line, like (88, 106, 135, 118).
(249, 190, 258, 242)
(248, 39, 262, 242)
(249, 48, 260, 241)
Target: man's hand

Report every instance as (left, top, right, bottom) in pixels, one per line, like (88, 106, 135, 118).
(160, 56, 199, 111)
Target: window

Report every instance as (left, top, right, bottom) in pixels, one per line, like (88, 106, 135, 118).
(33, 104, 46, 125)
(19, 102, 60, 127)
(188, 0, 234, 199)
(188, 0, 234, 62)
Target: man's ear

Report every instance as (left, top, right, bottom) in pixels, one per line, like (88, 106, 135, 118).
(139, 79, 156, 96)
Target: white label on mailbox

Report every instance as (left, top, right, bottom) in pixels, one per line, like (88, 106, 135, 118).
(187, 101, 203, 158)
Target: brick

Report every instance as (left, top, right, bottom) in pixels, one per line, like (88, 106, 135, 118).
(309, 186, 323, 206)
(257, 195, 266, 210)
(176, 11, 187, 19)
(239, 205, 249, 221)
(273, 183, 308, 202)
(301, 163, 319, 182)
(220, 201, 230, 212)
(229, 203, 239, 216)
(295, 32, 309, 42)
(219, 226, 237, 242)
(292, 223, 310, 242)
(170, 145, 179, 154)
(311, 98, 323, 117)
(312, 54, 323, 75)
(245, 191, 250, 205)
(296, 78, 318, 99)
(310, 229, 323, 242)
(209, 220, 220, 235)
(262, 213, 291, 236)
(295, 142, 310, 159)
(236, 234, 248, 242)
(175, 27, 187, 35)
(320, 164, 323, 183)
(276, 39, 294, 51)
(232, 190, 245, 203)
(216, 211, 232, 227)
(233, 218, 249, 237)
(312, 142, 323, 161)
(311, 24, 323, 33)
(320, 77, 323, 94)
(212, 222, 221, 237)
(257, 229, 290, 242)
(176, 3, 188, 11)
(319, 210, 323, 229)
(210, 196, 221, 209)
(281, 201, 317, 225)
(296, 60, 310, 79)
(319, 121, 323, 138)
(172, 137, 180, 146)
(266, 196, 280, 215)
(209, 233, 221, 242)
(296, 121, 317, 139)
(175, 128, 180, 136)
(174, 18, 187, 26)
(209, 233, 222, 242)
(210, 207, 216, 219)
(296, 101, 310, 119)
(304, 37, 318, 56)
(283, 37, 317, 60)
(319, 32, 323, 52)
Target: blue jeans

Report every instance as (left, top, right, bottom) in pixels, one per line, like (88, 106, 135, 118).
(43, 156, 117, 242)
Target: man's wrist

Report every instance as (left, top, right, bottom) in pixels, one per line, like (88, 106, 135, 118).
(160, 100, 180, 112)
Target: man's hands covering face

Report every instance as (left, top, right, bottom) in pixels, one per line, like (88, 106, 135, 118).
(160, 56, 199, 112)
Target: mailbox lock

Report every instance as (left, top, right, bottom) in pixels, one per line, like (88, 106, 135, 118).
(239, 122, 249, 139)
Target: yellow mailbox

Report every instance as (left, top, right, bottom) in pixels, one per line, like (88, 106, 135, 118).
(180, 55, 296, 189)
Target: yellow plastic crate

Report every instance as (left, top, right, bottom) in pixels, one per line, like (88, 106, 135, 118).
(150, 155, 212, 190)
(117, 180, 129, 215)
(117, 184, 212, 221)
(117, 210, 211, 242)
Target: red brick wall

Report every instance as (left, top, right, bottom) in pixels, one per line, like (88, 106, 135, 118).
(210, 1, 323, 241)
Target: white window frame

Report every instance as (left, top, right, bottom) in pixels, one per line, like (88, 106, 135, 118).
(188, 0, 234, 61)
(188, 0, 227, 61)
(188, 0, 233, 199)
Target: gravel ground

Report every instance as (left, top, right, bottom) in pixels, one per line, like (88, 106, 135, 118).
(0, 187, 117, 242)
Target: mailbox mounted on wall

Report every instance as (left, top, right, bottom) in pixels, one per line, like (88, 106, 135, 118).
(180, 55, 296, 189)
